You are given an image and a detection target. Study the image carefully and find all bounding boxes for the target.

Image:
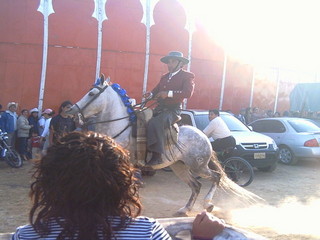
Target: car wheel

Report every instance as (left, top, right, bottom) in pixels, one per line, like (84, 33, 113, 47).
(279, 146, 297, 165)
(258, 162, 277, 172)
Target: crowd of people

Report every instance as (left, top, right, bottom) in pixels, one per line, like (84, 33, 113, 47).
(0, 101, 77, 161)
(231, 106, 320, 125)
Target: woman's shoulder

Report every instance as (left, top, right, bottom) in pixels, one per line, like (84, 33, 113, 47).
(112, 215, 157, 225)
(13, 224, 41, 239)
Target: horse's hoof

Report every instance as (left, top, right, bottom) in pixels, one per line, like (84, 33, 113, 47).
(174, 207, 190, 217)
(141, 169, 157, 176)
(173, 211, 188, 217)
(204, 202, 214, 212)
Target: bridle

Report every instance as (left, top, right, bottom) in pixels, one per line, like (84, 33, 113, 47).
(74, 84, 109, 116)
(74, 84, 132, 139)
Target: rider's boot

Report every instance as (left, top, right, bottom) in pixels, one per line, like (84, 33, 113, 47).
(144, 152, 163, 168)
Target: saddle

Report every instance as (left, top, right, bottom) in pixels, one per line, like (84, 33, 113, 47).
(135, 108, 179, 167)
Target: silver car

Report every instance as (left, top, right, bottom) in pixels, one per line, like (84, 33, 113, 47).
(249, 118, 320, 165)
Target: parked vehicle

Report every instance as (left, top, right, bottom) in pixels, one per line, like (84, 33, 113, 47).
(0, 130, 23, 168)
(215, 148, 254, 187)
(249, 117, 320, 165)
(179, 110, 279, 172)
(306, 118, 320, 128)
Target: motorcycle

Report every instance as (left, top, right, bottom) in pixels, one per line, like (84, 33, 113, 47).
(0, 130, 23, 168)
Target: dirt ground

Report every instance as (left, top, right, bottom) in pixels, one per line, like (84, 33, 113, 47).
(1, 159, 320, 239)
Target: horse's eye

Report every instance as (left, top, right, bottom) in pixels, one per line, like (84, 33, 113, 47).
(89, 92, 95, 96)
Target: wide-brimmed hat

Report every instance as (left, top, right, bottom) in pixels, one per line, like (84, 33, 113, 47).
(30, 108, 39, 113)
(7, 102, 18, 109)
(160, 51, 189, 64)
(42, 108, 53, 114)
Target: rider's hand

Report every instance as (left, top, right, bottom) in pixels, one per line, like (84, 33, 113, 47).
(192, 211, 225, 240)
(155, 91, 168, 99)
(143, 91, 153, 99)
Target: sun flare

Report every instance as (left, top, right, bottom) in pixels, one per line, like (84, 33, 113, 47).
(182, 0, 320, 71)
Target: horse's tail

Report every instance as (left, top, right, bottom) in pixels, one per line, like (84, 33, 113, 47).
(209, 153, 264, 204)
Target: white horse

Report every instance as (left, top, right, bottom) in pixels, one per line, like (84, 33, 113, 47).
(68, 75, 257, 215)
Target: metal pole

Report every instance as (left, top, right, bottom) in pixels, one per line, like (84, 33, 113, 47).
(249, 68, 255, 108)
(142, 0, 151, 96)
(92, 0, 107, 81)
(219, 51, 227, 110)
(183, 17, 193, 109)
(274, 67, 280, 112)
(37, 0, 54, 114)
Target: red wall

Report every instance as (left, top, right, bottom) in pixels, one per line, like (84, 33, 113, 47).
(0, 0, 292, 114)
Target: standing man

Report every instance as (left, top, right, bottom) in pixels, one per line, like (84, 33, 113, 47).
(49, 101, 76, 146)
(0, 102, 18, 147)
(237, 108, 246, 124)
(144, 51, 195, 167)
(203, 109, 236, 152)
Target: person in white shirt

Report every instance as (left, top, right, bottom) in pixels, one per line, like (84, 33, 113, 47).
(40, 108, 54, 155)
(203, 109, 236, 153)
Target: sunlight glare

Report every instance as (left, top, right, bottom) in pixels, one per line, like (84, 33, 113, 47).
(183, 0, 320, 71)
(230, 197, 320, 237)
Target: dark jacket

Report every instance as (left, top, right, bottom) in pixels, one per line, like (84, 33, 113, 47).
(0, 111, 18, 133)
(152, 69, 195, 106)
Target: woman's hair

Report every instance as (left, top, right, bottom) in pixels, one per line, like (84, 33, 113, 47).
(21, 109, 28, 114)
(58, 100, 73, 113)
(29, 131, 142, 240)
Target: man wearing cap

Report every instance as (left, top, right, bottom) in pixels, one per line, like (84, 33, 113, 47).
(0, 102, 18, 147)
(144, 51, 195, 167)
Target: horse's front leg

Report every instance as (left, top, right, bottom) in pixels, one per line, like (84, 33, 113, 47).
(170, 161, 201, 216)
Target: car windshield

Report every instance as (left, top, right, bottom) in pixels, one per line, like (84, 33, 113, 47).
(288, 119, 320, 133)
(194, 114, 210, 130)
(194, 113, 250, 132)
(220, 114, 250, 131)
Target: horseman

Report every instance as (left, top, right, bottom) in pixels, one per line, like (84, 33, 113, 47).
(143, 51, 195, 167)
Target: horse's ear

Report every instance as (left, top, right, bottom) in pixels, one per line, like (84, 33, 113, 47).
(100, 73, 105, 82)
(102, 76, 111, 86)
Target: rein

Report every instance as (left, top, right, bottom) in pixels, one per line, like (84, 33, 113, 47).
(76, 83, 155, 139)
(75, 84, 109, 118)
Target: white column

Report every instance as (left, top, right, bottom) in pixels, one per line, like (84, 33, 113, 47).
(92, 0, 108, 81)
(142, 0, 151, 96)
(274, 67, 280, 112)
(219, 51, 227, 110)
(249, 68, 255, 108)
(37, 0, 55, 114)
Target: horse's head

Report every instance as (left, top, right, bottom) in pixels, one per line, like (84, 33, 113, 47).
(68, 74, 111, 119)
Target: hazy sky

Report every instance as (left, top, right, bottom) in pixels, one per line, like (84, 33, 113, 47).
(181, 0, 320, 72)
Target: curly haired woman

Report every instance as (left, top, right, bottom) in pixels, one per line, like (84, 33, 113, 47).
(12, 131, 171, 240)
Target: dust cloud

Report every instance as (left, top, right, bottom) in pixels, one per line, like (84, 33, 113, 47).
(227, 196, 320, 237)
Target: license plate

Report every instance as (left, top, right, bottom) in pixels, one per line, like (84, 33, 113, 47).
(254, 152, 266, 159)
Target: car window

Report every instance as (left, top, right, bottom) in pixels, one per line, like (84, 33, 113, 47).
(250, 121, 266, 132)
(288, 119, 320, 133)
(194, 114, 210, 130)
(250, 120, 286, 133)
(192, 113, 250, 132)
(264, 120, 286, 133)
(180, 114, 193, 126)
(220, 114, 250, 131)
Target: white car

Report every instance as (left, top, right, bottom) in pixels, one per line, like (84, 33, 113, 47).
(179, 110, 279, 172)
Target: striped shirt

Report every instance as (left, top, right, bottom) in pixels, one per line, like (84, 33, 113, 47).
(12, 216, 172, 240)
